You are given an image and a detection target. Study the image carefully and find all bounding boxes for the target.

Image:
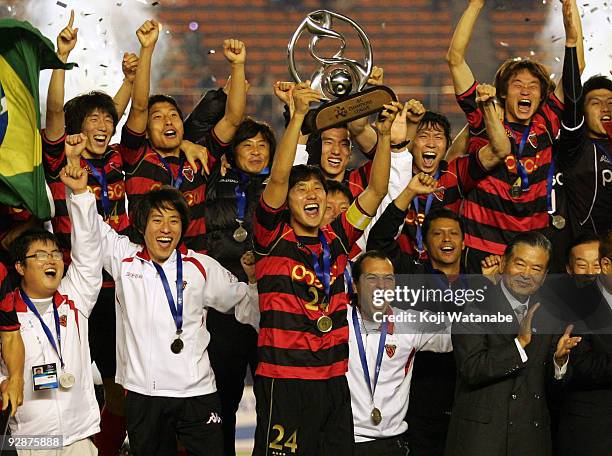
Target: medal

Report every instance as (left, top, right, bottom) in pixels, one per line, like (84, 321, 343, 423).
(233, 223, 248, 243)
(59, 372, 75, 389)
(317, 315, 333, 333)
(552, 214, 566, 230)
(510, 185, 522, 198)
(371, 407, 382, 426)
(171, 338, 184, 354)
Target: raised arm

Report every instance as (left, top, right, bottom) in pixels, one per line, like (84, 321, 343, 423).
(113, 52, 139, 119)
(59, 134, 103, 313)
(355, 103, 399, 215)
(346, 66, 385, 154)
(262, 82, 321, 209)
(126, 19, 159, 134)
(475, 84, 512, 170)
(45, 10, 78, 141)
(554, 0, 583, 102)
(213, 39, 247, 143)
(446, 0, 482, 96)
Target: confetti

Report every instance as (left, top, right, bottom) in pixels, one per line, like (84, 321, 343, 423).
(588, 47, 593, 51)
(381, 22, 386, 29)
(530, 50, 535, 56)
(164, 29, 170, 35)
(552, 36, 563, 42)
(188, 21, 199, 31)
(152, 1, 160, 5)
(99, 18, 103, 22)
(499, 41, 509, 47)
(56, 1, 67, 7)
(542, 0, 546, 4)
(524, 17, 530, 22)
(590, 7, 598, 12)
(208, 49, 216, 54)
(99, 64, 108, 68)
(554, 56, 561, 62)
(116, 2, 122, 5)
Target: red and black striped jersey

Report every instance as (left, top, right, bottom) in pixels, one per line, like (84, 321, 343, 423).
(253, 197, 372, 380)
(119, 126, 226, 253)
(42, 131, 128, 287)
(456, 81, 563, 255)
(344, 160, 373, 198)
(0, 263, 20, 332)
(399, 154, 488, 259)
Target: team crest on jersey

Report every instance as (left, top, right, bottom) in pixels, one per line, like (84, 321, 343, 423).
(385, 344, 396, 358)
(182, 166, 195, 182)
(59, 315, 68, 327)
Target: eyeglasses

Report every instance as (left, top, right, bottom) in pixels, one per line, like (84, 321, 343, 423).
(25, 251, 63, 262)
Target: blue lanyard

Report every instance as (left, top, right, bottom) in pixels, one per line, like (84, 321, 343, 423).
(152, 250, 184, 334)
(234, 171, 250, 223)
(506, 122, 532, 190)
(593, 141, 612, 164)
(20, 290, 65, 369)
(413, 169, 440, 254)
(157, 154, 185, 189)
(344, 263, 353, 302)
(303, 232, 331, 302)
(82, 158, 111, 219)
(351, 305, 388, 398)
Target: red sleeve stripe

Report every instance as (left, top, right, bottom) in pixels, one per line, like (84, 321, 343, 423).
(183, 257, 207, 279)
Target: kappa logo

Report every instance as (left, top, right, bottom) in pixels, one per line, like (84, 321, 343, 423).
(183, 166, 195, 183)
(206, 412, 222, 425)
(59, 315, 68, 327)
(385, 344, 396, 358)
(125, 272, 143, 279)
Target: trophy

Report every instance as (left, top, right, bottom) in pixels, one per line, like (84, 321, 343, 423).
(288, 10, 396, 134)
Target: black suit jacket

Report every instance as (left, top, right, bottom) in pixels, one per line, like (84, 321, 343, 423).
(557, 282, 612, 456)
(444, 284, 558, 456)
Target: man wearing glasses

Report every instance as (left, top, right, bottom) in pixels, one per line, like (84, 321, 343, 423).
(0, 134, 103, 455)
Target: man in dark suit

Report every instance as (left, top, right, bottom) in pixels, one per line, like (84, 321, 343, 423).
(557, 231, 612, 456)
(444, 232, 581, 456)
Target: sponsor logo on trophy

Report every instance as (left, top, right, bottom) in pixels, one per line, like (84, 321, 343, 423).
(288, 10, 396, 134)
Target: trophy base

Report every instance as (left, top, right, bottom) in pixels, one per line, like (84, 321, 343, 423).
(302, 85, 397, 135)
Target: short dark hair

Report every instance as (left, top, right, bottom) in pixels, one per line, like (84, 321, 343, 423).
(148, 94, 184, 120)
(494, 58, 554, 108)
(64, 91, 119, 135)
(417, 112, 452, 150)
(288, 165, 329, 193)
(422, 208, 464, 241)
(503, 232, 553, 269)
(130, 186, 191, 244)
(582, 75, 612, 101)
(10, 229, 60, 264)
(305, 125, 351, 167)
(567, 232, 600, 264)
(599, 230, 612, 261)
(228, 118, 276, 169)
(326, 180, 354, 203)
(352, 250, 393, 281)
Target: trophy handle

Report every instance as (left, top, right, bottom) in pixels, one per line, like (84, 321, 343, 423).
(288, 10, 373, 95)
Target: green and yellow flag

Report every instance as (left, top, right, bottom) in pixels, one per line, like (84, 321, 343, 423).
(0, 19, 73, 219)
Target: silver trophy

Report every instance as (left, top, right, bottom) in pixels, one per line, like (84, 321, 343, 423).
(288, 10, 396, 134)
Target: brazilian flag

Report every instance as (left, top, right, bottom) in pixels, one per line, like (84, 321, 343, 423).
(0, 19, 73, 220)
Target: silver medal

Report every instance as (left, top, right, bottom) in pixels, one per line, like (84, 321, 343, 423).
(59, 372, 75, 389)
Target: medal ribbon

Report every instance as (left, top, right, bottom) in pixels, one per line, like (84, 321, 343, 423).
(506, 122, 532, 191)
(157, 154, 185, 189)
(307, 233, 331, 305)
(152, 249, 184, 335)
(21, 290, 65, 369)
(234, 171, 250, 224)
(351, 306, 388, 398)
(82, 158, 111, 219)
(412, 169, 440, 254)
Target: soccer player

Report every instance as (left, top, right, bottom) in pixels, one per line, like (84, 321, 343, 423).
(3, 135, 103, 454)
(446, 0, 584, 271)
(347, 251, 452, 455)
(41, 12, 139, 454)
(252, 82, 398, 455)
(93, 179, 259, 455)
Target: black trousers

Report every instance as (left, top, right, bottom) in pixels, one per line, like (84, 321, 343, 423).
(206, 309, 258, 456)
(253, 376, 354, 456)
(354, 436, 408, 456)
(125, 391, 224, 456)
(88, 286, 117, 378)
(405, 415, 450, 456)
